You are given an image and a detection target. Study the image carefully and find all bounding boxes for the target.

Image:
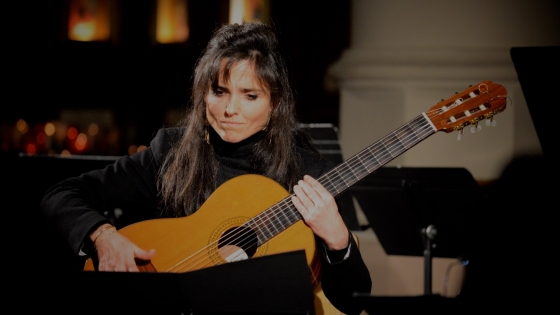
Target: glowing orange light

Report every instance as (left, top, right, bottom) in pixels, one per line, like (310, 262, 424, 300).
(45, 122, 56, 136)
(55, 123, 67, 141)
(68, 0, 111, 42)
(75, 133, 88, 151)
(67, 127, 78, 140)
(37, 132, 47, 145)
(156, 0, 189, 44)
(128, 145, 138, 156)
(16, 119, 29, 134)
(137, 145, 148, 152)
(88, 123, 99, 136)
(61, 150, 72, 156)
(26, 143, 37, 155)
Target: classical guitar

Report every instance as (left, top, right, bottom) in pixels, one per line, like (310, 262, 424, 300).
(84, 80, 507, 285)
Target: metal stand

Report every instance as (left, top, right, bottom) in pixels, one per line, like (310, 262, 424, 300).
(351, 167, 484, 295)
(422, 224, 437, 295)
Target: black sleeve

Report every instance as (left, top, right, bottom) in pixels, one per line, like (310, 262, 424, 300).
(39, 128, 179, 256)
(320, 233, 372, 315)
(300, 150, 373, 315)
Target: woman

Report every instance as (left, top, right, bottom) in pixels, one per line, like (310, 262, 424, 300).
(41, 22, 371, 314)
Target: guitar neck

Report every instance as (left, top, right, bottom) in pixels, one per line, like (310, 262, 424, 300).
(319, 113, 435, 197)
(245, 113, 436, 246)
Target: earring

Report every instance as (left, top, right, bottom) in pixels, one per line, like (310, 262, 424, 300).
(204, 124, 210, 144)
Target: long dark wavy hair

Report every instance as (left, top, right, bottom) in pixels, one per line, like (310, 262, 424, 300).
(158, 22, 318, 217)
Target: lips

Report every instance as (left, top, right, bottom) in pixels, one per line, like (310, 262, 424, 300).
(221, 121, 243, 127)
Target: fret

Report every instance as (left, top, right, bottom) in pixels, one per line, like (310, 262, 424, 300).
(246, 217, 266, 245)
(336, 162, 359, 187)
(277, 202, 292, 226)
(347, 155, 370, 183)
(371, 143, 392, 166)
(260, 212, 277, 241)
(363, 146, 382, 172)
(382, 132, 404, 159)
(320, 175, 336, 194)
(249, 199, 302, 245)
(412, 116, 434, 142)
(325, 168, 347, 195)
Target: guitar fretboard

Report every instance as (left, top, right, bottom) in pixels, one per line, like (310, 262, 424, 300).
(245, 113, 436, 245)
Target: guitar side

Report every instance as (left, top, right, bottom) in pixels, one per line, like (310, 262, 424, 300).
(84, 174, 319, 277)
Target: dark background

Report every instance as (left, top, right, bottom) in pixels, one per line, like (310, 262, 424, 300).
(3, 0, 351, 156)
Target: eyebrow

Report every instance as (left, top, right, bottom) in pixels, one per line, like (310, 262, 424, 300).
(240, 87, 263, 93)
(216, 84, 264, 94)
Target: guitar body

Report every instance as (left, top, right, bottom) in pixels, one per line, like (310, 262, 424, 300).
(84, 174, 320, 281)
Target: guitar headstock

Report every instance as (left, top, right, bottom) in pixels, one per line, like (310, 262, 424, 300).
(427, 80, 507, 133)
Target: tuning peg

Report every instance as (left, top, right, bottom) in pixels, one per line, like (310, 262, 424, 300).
(485, 116, 497, 127)
(457, 128, 463, 140)
(470, 122, 482, 133)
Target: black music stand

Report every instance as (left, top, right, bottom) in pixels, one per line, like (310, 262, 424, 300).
(350, 167, 482, 295)
(21, 250, 315, 315)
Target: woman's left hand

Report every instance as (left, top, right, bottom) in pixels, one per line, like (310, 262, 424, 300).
(291, 175, 349, 250)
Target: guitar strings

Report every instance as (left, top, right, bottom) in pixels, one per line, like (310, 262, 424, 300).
(166, 86, 504, 272)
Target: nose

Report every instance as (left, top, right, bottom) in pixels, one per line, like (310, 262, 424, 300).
(225, 95, 239, 116)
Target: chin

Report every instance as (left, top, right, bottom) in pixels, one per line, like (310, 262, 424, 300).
(220, 134, 243, 143)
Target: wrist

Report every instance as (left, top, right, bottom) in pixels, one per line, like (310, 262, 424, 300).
(90, 223, 115, 244)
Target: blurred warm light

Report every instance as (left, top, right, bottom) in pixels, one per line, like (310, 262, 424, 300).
(128, 145, 138, 156)
(68, 0, 111, 42)
(61, 150, 72, 156)
(138, 145, 147, 152)
(37, 132, 47, 145)
(67, 127, 78, 140)
(88, 123, 99, 136)
(75, 133, 88, 151)
(156, 0, 189, 44)
(44, 122, 56, 136)
(55, 122, 68, 141)
(229, 0, 269, 24)
(26, 144, 37, 155)
(16, 119, 29, 134)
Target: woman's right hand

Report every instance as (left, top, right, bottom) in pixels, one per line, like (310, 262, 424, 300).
(90, 224, 156, 272)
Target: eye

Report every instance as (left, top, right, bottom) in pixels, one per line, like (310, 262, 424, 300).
(212, 88, 225, 96)
(247, 94, 258, 101)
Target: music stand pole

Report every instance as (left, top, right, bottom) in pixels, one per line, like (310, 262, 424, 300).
(422, 224, 437, 295)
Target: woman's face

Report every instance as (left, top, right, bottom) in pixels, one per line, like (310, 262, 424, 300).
(206, 59, 272, 143)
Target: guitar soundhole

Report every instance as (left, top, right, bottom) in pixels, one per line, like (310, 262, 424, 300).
(218, 226, 258, 262)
